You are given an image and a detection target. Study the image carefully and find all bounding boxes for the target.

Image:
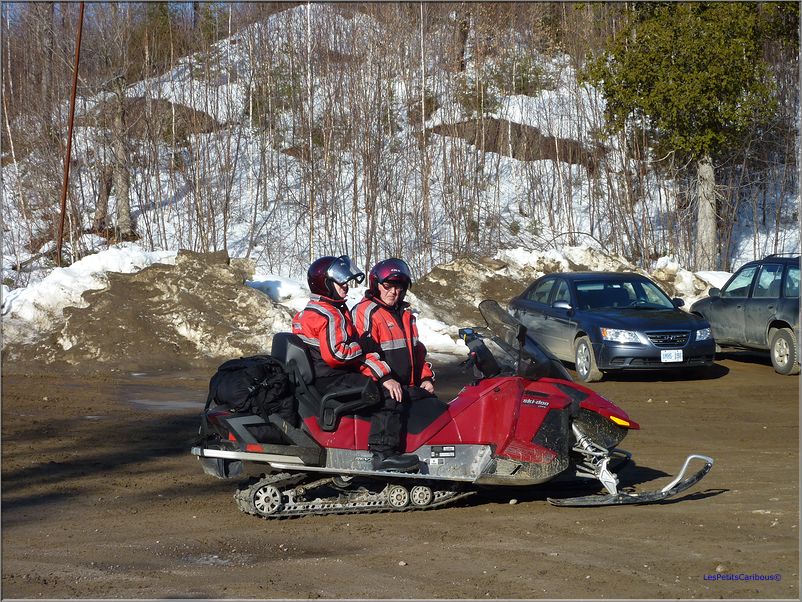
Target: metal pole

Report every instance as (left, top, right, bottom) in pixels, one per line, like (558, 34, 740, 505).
(56, 1, 84, 267)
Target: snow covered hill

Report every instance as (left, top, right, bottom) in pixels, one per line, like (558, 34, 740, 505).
(0, 5, 791, 370)
(2, 3, 797, 295)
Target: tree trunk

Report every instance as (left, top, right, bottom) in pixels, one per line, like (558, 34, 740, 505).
(93, 164, 114, 231)
(112, 78, 133, 238)
(454, 12, 470, 72)
(695, 154, 717, 270)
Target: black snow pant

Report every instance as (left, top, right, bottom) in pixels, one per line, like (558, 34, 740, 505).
(315, 371, 403, 456)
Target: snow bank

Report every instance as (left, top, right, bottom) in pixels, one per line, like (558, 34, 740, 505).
(248, 274, 311, 314)
(2, 244, 177, 337)
(416, 317, 468, 355)
(1, 242, 737, 363)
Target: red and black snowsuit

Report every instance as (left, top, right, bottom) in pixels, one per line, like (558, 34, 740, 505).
(352, 293, 435, 390)
(292, 294, 390, 381)
(292, 294, 403, 455)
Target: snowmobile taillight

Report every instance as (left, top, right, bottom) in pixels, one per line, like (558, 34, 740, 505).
(228, 432, 237, 442)
(245, 443, 262, 452)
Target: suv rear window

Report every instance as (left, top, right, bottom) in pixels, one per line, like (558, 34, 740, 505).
(753, 264, 783, 298)
(785, 266, 800, 299)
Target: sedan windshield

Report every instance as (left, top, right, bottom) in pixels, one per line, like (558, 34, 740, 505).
(575, 279, 674, 310)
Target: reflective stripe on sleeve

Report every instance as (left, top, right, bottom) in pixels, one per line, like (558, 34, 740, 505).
(380, 339, 408, 351)
(363, 353, 390, 379)
(296, 333, 320, 347)
(308, 303, 362, 362)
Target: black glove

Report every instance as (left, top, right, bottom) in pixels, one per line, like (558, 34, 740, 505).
(359, 332, 381, 355)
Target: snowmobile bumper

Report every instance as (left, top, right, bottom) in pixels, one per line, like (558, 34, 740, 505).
(547, 454, 713, 507)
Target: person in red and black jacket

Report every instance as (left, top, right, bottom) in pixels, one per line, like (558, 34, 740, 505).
(292, 255, 419, 472)
(352, 258, 436, 406)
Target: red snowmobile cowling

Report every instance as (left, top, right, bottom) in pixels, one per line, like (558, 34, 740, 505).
(294, 373, 636, 476)
(192, 300, 710, 519)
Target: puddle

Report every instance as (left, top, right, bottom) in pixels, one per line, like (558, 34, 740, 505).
(182, 553, 254, 567)
(128, 399, 203, 411)
(118, 371, 208, 412)
(184, 554, 232, 566)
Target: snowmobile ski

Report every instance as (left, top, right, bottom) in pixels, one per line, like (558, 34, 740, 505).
(547, 454, 714, 507)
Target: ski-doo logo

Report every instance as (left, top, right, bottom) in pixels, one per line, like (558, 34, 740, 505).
(522, 397, 549, 407)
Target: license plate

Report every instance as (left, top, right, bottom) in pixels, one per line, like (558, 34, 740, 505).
(661, 349, 683, 363)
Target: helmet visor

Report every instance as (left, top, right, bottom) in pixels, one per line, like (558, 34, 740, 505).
(327, 255, 365, 286)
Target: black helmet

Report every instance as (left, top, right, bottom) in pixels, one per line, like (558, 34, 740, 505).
(368, 258, 412, 302)
(307, 255, 365, 299)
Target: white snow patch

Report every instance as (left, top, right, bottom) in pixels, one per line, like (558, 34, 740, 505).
(695, 271, 732, 290)
(415, 318, 467, 355)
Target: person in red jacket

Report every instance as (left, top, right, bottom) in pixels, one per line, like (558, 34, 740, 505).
(292, 255, 419, 472)
(352, 258, 436, 405)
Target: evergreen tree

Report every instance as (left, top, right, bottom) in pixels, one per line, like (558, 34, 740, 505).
(586, 2, 777, 269)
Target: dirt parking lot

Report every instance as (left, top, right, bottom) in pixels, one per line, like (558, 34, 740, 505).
(1, 351, 798, 599)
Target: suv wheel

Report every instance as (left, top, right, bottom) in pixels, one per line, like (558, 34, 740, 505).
(574, 336, 603, 382)
(770, 328, 800, 375)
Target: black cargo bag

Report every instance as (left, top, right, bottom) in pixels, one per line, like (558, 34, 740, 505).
(205, 355, 299, 426)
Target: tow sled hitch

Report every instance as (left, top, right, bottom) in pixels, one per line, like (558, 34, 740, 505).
(548, 453, 714, 507)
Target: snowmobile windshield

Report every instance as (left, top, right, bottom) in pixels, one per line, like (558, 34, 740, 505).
(478, 300, 573, 381)
(327, 255, 365, 286)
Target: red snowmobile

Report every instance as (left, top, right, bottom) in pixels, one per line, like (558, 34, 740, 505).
(191, 300, 713, 519)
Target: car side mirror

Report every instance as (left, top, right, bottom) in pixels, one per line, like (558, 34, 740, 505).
(708, 288, 721, 298)
(552, 300, 572, 311)
(672, 297, 685, 308)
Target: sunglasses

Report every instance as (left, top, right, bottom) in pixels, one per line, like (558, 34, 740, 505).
(380, 281, 407, 291)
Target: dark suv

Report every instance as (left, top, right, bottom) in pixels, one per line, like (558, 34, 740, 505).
(690, 254, 800, 375)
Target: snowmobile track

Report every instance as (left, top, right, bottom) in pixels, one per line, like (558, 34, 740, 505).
(234, 472, 476, 520)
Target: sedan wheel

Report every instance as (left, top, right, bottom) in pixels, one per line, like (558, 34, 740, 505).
(770, 328, 800, 375)
(574, 336, 603, 382)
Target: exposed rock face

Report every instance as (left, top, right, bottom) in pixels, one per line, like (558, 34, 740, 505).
(83, 97, 222, 142)
(4, 250, 292, 373)
(428, 119, 600, 174)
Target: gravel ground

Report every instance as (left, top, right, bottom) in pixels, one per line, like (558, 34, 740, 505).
(1, 352, 798, 599)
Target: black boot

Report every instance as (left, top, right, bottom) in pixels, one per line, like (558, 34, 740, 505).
(371, 452, 420, 473)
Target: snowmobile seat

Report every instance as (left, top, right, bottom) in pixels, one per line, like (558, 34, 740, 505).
(271, 333, 376, 432)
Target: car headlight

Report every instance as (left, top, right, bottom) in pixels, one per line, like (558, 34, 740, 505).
(600, 328, 641, 343)
(695, 327, 712, 341)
